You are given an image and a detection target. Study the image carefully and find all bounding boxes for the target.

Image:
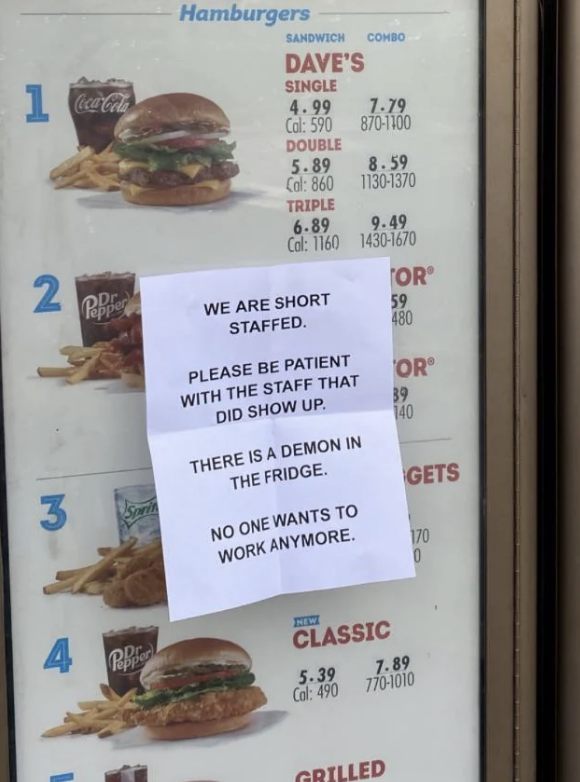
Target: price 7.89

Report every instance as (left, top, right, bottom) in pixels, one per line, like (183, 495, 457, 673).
(365, 656, 415, 693)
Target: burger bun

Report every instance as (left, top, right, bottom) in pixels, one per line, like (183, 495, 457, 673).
(115, 93, 231, 140)
(121, 371, 145, 390)
(124, 291, 141, 316)
(143, 713, 251, 741)
(120, 179, 231, 207)
(140, 638, 252, 689)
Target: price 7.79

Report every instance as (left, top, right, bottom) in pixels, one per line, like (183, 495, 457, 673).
(361, 98, 411, 132)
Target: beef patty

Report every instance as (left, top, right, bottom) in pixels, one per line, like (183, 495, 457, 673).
(122, 161, 240, 188)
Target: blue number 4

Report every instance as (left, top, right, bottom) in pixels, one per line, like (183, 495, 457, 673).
(51, 775, 74, 782)
(44, 638, 72, 674)
(40, 494, 67, 531)
(26, 84, 49, 123)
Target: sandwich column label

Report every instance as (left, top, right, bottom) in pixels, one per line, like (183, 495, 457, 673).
(0, 2, 481, 782)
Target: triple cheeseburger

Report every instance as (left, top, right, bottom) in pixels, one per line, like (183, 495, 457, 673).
(123, 638, 267, 740)
(113, 92, 239, 206)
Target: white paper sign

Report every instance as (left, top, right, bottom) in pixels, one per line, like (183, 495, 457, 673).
(141, 258, 414, 620)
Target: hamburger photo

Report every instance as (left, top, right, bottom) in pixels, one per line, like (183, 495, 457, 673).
(123, 638, 267, 740)
(113, 93, 239, 206)
(108, 292, 144, 389)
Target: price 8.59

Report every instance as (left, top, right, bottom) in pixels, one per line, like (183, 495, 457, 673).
(362, 155, 416, 190)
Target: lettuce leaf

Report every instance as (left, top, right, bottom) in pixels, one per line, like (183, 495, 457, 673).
(114, 141, 236, 171)
(134, 671, 255, 710)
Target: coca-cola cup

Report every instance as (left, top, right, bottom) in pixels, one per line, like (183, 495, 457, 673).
(75, 272, 135, 346)
(69, 78, 135, 152)
(103, 626, 158, 696)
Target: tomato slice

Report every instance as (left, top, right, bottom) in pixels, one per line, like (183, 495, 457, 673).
(153, 135, 221, 149)
(149, 669, 240, 691)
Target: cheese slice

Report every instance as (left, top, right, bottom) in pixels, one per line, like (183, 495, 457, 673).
(120, 159, 207, 180)
(119, 159, 148, 174)
(192, 179, 222, 190)
(179, 163, 204, 179)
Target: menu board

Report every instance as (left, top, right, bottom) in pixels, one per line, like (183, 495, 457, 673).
(0, 2, 481, 781)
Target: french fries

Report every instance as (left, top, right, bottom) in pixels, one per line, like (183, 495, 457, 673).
(42, 539, 167, 609)
(37, 343, 123, 384)
(50, 144, 121, 191)
(42, 684, 137, 740)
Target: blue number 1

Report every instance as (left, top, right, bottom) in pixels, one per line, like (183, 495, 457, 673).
(51, 775, 74, 782)
(26, 84, 49, 123)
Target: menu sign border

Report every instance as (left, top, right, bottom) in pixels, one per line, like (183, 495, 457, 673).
(0, 0, 540, 780)
(484, 0, 539, 780)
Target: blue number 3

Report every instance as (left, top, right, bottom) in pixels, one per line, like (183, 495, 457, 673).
(40, 494, 67, 531)
(44, 638, 72, 674)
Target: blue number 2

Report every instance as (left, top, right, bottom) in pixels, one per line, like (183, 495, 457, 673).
(51, 775, 74, 782)
(26, 84, 49, 123)
(44, 638, 72, 674)
(40, 495, 67, 531)
(33, 275, 61, 313)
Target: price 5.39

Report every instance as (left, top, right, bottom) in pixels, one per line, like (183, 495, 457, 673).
(298, 667, 336, 685)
